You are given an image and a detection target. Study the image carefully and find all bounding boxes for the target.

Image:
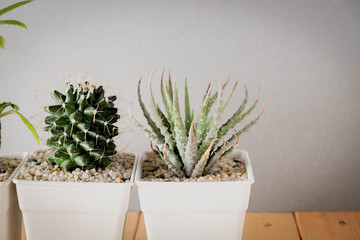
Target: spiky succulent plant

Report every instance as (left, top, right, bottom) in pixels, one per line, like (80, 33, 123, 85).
(130, 72, 265, 178)
(44, 81, 120, 171)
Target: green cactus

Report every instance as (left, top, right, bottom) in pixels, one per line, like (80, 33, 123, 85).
(44, 81, 120, 171)
(130, 72, 265, 178)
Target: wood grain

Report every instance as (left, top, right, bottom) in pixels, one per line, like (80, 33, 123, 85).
(123, 212, 141, 240)
(21, 219, 26, 240)
(295, 211, 360, 240)
(242, 212, 300, 240)
(134, 213, 148, 240)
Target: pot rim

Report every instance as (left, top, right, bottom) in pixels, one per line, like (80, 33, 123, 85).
(13, 150, 136, 187)
(0, 152, 28, 186)
(135, 149, 255, 186)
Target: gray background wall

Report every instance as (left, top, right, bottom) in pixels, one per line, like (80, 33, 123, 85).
(0, 0, 359, 212)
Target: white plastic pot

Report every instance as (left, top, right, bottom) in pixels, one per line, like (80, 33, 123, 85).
(0, 152, 28, 240)
(135, 150, 254, 240)
(13, 154, 136, 240)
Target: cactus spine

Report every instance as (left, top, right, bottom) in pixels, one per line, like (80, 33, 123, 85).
(44, 81, 120, 170)
(130, 72, 265, 178)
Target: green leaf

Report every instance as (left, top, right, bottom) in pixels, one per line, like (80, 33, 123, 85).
(191, 138, 218, 178)
(184, 78, 192, 135)
(194, 80, 214, 145)
(222, 103, 266, 154)
(0, 35, 4, 49)
(197, 80, 223, 158)
(12, 110, 40, 144)
(168, 72, 173, 100)
(184, 120, 197, 177)
(204, 140, 227, 174)
(0, 102, 12, 113)
(217, 85, 249, 138)
(222, 80, 238, 112)
(148, 77, 176, 150)
(137, 77, 164, 141)
(161, 76, 175, 132)
(0, 20, 27, 29)
(170, 83, 187, 161)
(0, 1, 32, 17)
(205, 77, 230, 116)
(0, 102, 20, 116)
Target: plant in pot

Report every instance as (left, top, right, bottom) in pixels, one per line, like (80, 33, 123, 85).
(0, 0, 32, 49)
(0, 102, 39, 240)
(13, 80, 136, 240)
(130, 72, 265, 240)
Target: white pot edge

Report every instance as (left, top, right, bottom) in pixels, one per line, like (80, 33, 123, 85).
(0, 152, 28, 186)
(134, 149, 255, 186)
(13, 151, 137, 188)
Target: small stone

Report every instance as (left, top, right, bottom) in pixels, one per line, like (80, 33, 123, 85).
(141, 154, 247, 183)
(17, 150, 135, 183)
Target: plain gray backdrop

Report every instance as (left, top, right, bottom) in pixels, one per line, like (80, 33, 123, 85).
(0, 0, 359, 212)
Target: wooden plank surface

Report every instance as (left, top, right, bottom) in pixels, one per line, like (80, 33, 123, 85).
(21, 219, 26, 240)
(242, 212, 300, 240)
(123, 212, 141, 240)
(20, 211, 360, 240)
(134, 213, 148, 240)
(295, 211, 360, 240)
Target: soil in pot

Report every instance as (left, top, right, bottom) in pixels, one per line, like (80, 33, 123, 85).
(0, 157, 22, 182)
(141, 155, 248, 182)
(18, 150, 135, 183)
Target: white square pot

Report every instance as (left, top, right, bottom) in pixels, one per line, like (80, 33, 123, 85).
(0, 152, 28, 240)
(13, 154, 137, 240)
(135, 150, 254, 240)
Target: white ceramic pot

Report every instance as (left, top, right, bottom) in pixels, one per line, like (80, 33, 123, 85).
(13, 154, 136, 240)
(135, 150, 254, 240)
(0, 152, 28, 240)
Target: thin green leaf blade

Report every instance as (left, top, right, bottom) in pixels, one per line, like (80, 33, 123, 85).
(218, 85, 249, 138)
(137, 77, 164, 141)
(0, 36, 4, 49)
(184, 78, 192, 135)
(0, 20, 27, 29)
(222, 80, 238, 112)
(170, 83, 187, 161)
(184, 120, 197, 177)
(148, 77, 176, 151)
(0, 0, 32, 17)
(222, 103, 266, 154)
(194, 80, 214, 145)
(12, 110, 39, 144)
(198, 80, 223, 158)
(191, 138, 218, 178)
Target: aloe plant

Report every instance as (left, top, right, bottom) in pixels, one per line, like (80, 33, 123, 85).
(44, 81, 120, 171)
(0, 102, 39, 149)
(0, 0, 32, 49)
(130, 72, 266, 178)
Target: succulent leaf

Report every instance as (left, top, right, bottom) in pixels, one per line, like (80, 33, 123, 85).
(184, 121, 197, 177)
(132, 73, 264, 178)
(197, 80, 223, 158)
(217, 85, 249, 138)
(195, 80, 214, 146)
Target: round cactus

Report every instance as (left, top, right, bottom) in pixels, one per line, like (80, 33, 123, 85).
(44, 81, 120, 170)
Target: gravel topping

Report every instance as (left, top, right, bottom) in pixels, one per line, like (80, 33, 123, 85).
(141, 156, 248, 182)
(18, 150, 135, 183)
(0, 158, 22, 182)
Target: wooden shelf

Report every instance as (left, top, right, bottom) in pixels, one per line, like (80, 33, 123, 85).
(295, 211, 360, 240)
(21, 211, 360, 240)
